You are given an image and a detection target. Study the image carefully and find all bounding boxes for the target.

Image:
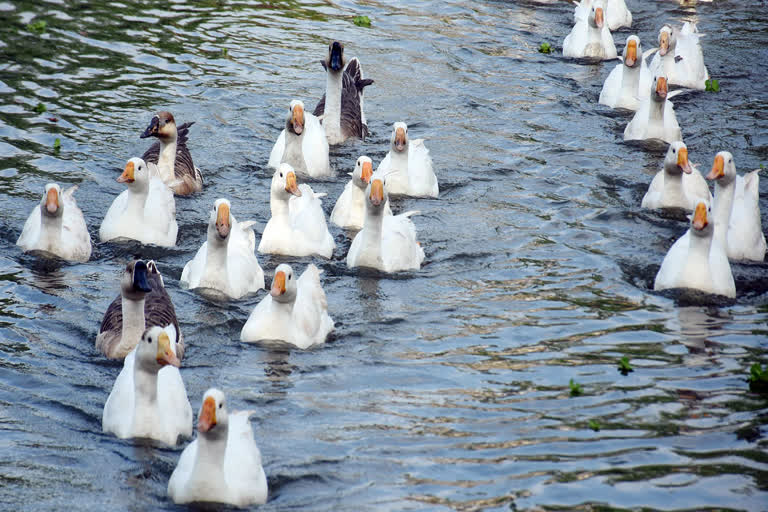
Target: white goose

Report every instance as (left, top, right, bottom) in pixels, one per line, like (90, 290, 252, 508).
(99, 157, 178, 247)
(102, 326, 191, 446)
(706, 151, 766, 262)
(168, 388, 268, 507)
(563, 0, 617, 60)
(258, 164, 335, 259)
(267, 100, 332, 178)
(642, 142, 712, 210)
(240, 264, 334, 349)
(574, 0, 632, 31)
(599, 35, 654, 111)
(313, 41, 373, 145)
(346, 175, 425, 273)
(330, 156, 392, 230)
(654, 201, 735, 298)
(181, 199, 265, 299)
(649, 23, 709, 91)
(96, 260, 184, 360)
(140, 111, 203, 195)
(624, 75, 683, 144)
(376, 122, 438, 198)
(17, 183, 92, 262)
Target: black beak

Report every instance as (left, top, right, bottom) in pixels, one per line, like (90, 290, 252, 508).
(132, 260, 152, 293)
(140, 116, 159, 139)
(330, 42, 343, 72)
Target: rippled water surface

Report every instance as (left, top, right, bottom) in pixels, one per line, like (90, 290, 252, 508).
(1, 0, 767, 510)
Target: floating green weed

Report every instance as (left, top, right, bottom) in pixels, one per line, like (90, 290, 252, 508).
(27, 20, 47, 34)
(353, 15, 371, 27)
(705, 78, 720, 93)
(618, 356, 634, 375)
(539, 42, 552, 54)
(569, 379, 583, 397)
(33, 102, 47, 114)
(221, 48, 228, 57)
(53, 138, 61, 153)
(588, 420, 600, 431)
(748, 363, 768, 393)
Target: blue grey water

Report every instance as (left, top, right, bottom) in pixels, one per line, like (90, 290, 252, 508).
(1, 0, 767, 510)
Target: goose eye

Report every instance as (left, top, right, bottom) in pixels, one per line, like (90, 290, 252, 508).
(279, 172, 283, 178)
(729, 159, 732, 163)
(147, 336, 152, 344)
(218, 403, 222, 409)
(672, 149, 676, 153)
(288, 273, 292, 280)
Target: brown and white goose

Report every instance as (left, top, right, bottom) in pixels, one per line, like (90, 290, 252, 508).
(313, 41, 373, 145)
(141, 111, 203, 195)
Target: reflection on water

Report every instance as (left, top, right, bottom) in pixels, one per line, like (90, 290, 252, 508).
(0, 0, 767, 510)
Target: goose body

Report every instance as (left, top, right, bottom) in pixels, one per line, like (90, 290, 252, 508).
(624, 75, 682, 144)
(642, 142, 711, 210)
(707, 152, 766, 262)
(168, 389, 268, 507)
(574, 0, 631, 31)
(96, 260, 184, 360)
(141, 111, 203, 195)
(331, 156, 392, 230)
(103, 326, 191, 446)
(346, 175, 425, 273)
(268, 100, 332, 178)
(313, 41, 373, 144)
(563, 1, 617, 60)
(258, 164, 335, 259)
(649, 23, 709, 91)
(17, 183, 91, 262)
(181, 199, 265, 299)
(376, 122, 438, 198)
(240, 264, 334, 349)
(598, 36, 654, 111)
(654, 201, 735, 298)
(99, 158, 178, 247)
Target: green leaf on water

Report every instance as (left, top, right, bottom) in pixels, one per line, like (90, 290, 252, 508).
(353, 15, 371, 27)
(588, 420, 600, 431)
(618, 356, 634, 375)
(221, 48, 228, 57)
(705, 78, 720, 93)
(569, 379, 583, 397)
(27, 20, 47, 34)
(539, 42, 552, 54)
(748, 363, 768, 393)
(53, 138, 61, 153)
(33, 102, 47, 114)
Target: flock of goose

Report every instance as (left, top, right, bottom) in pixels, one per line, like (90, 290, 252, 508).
(562, 0, 765, 298)
(15, 40, 438, 507)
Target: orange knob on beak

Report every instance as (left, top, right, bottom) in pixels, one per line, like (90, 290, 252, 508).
(156, 331, 181, 368)
(118, 161, 135, 183)
(216, 203, 230, 239)
(271, 270, 286, 297)
(655, 77, 668, 99)
(659, 32, 669, 56)
(624, 39, 637, 67)
(692, 202, 708, 230)
(706, 154, 725, 180)
(361, 161, 373, 184)
(285, 171, 302, 196)
(369, 179, 384, 207)
(394, 127, 406, 152)
(292, 104, 305, 135)
(198, 396, 217, 433)
(594, 7, 604, 28)
(677, 147, 693, 174)
(45, 187, 59, 214)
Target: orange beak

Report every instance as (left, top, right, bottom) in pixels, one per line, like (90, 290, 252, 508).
(625, 39, 637, 67)
(692, 202, 708, 230)
(594, 7, 604, 28)
(706, 154, 725, 180)
(118, 161, 135, 183)
(45, 187, 59, 214)
(655, 77, 667, 100)
(361, 161, 373, 184)
(677, 147, 693, 174)
(394, 127, 406, 152)
(198, 396, 217, 433)
(216, 203, 230, 239)
(292, 104, 305, 135)
(285, 171, 302, 197)
(369, 179, 384, 207)
(659, 32, 669, 56)
(271, 270, 286, 297)
(156, 331, 181, 368)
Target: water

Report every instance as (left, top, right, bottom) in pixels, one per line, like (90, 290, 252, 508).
(1, 0, 767, 510)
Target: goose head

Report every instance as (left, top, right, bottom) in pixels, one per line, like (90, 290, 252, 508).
(121, 259, 152, 300)
(658, 25, 676, 57)
(323, 41, 345, 72)
(706, 151, 737, 185)
(140, 111, 177, 142)
(664, 142, 693, 175)
(352, 156, 374, 190)
(208, 198, 232, 244)
(40, 183, 63, 218)
(689, 201, 713, 238)
(136, 326, 181, 372)
(117, 157, 151, 194)
(391, 122, 409, 153)
(270, 263, 298, 304)
(286, 100, 306, 136)
(271, 163, 302, 201)
(622, 36, 641, 68)
(588, 1, 605, 29)
(651, 75, 668, 103)
(366, 174, 389, 214)
(197, 388, 229, 441)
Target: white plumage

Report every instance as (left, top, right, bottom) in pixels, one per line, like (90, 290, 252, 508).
(376, 122, 438, 198)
